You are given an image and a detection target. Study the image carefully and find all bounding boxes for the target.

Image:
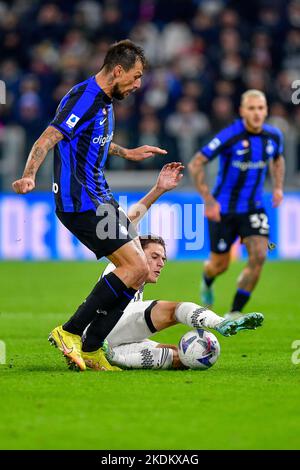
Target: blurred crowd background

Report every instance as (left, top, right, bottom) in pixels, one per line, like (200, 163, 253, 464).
(0, 0, 300, 190)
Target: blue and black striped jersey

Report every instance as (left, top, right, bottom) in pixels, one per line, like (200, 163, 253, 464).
(50, 76, 114, 212)
(200, 119, 284, 214)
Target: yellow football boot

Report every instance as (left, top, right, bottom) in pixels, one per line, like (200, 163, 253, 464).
(82, 347, 122, 372)
(48, 325, 86, 371)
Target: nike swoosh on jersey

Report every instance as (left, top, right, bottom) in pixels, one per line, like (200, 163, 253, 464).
(236, 149, 250, 155)
(58, 331, 73, 355)
(100, 118, 107, 125)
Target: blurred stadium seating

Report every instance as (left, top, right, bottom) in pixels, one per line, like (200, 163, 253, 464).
(1, 0, 300, 191)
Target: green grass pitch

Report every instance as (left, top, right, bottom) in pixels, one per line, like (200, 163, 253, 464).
(0, 260, 299, 450)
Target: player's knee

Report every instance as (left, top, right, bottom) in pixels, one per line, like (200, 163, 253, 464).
(214, 259, 229, 274)
(257, 251, 267, 266)
(250, 251, 266, 269)
(168, 310, 177, 325)
(218, 264, 229, 274)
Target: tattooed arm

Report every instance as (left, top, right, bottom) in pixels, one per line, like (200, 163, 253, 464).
(108, 142, 127, 158)
(188, 152, 221, 222)
(108, 142, 167, 161)
(269, 155, 285, 207)
(12, 126, 63, 194)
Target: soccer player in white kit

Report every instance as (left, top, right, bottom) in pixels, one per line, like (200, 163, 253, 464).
(82, 163, 264, 370)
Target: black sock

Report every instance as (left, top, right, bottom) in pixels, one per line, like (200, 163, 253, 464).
(118, 287, 136, 310)
(63, 272, 137, 336)
(203, 273, 215, 288)
(82, 286, 137, 351)
(82, 308, 124, 352)
(231, 289, 251, 312)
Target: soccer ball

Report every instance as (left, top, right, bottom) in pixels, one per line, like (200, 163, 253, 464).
(178, 329, 220, 370)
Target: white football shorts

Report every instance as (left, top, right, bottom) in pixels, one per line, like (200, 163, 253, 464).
(106, 300, 158, 347)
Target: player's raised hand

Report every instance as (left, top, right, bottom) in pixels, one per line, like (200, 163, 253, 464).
(12, 177, 35, 194)
(272, 188, 283, 207)
(156, 162, 184, 192)
(204, 198, 221, 222)
(125, 145, 167, 161)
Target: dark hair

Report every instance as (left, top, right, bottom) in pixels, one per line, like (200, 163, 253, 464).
(102, 39, 147, 72)
(139, 235, 167, 258)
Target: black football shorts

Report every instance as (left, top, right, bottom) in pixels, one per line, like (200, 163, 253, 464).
(56, 197, 138, 259)
(208, 208, 270, 254)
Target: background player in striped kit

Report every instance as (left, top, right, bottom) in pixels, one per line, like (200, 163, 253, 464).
(189, 90, 285, 318)
(12, 40, 167, 371)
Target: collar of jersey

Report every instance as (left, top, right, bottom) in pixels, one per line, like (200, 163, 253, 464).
(239, 118, 268, 137)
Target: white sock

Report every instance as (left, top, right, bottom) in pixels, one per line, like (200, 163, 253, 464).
(175, 302, 223, 329)
(112, 347, 173, 370)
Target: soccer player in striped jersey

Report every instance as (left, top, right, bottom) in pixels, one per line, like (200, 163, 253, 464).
(81, 164, 264, 371)
(12, 40, 168, 371)
(189, 89, 285, 318)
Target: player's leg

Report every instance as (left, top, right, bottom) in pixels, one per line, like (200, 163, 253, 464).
(150, 301, 264, 337)
(229, 235, 268, 315)
(108, 237, 149, 289)
(81, 300, 159, 370)
(226, 209, 270, 317)
(109, 340, 175, 370)
(84, 298, 240, 361)
(105, 301, 158, 347)
(201, 215, 235, 305)
(79, 307, 125, 371)
(63, 237, 149, 338)
(50, 204, 149, 370)
(155, 344, 185, 369)
(151, 301, 222, 330)
(63, 239, 150, 370)
(202, 252, 231, 304)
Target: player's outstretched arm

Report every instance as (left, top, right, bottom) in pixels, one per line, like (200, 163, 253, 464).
(188, 151, 221, 222)
(108, 142, 167, 161)
(269, 155, 285, 207)
(12, 126, 63, 194)
(128, 162, 184, 226)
